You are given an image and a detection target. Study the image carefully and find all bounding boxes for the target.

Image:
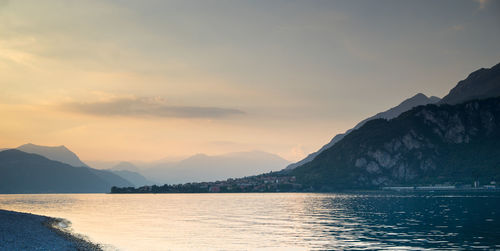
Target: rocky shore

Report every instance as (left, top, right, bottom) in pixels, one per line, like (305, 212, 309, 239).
(0, 209, 101, 251)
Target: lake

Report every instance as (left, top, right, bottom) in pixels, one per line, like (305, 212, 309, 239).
(0, 192, 499, 250)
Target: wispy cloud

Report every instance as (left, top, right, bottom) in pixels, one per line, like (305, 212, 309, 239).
(59, 97, 245, 119)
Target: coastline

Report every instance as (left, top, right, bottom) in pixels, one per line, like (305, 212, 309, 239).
(0, 209, 102, 251)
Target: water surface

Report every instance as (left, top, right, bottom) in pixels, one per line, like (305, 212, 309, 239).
(0, 193, 499, 250)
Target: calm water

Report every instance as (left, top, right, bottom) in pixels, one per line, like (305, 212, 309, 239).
(0, 193, 499, 250)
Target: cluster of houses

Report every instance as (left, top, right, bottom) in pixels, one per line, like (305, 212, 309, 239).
(206, 175, 302, 193)
(111, 174, 303, 193)
(382, 181, 498, 192)
(111, 175, 500, 194)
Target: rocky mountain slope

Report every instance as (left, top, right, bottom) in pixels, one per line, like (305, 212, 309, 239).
(291, 97, 500, 189)
(285, 93, 440, 170)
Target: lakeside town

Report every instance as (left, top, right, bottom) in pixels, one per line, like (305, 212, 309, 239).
(111, 174, 500, 193)
(111, 174, 305, 193)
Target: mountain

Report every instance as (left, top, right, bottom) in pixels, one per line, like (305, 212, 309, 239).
(15, 143, 133, 188)
(87, 168, 133, 189)
(291, 97, 500, 189)
(111, 161, 141, 172)
(141, 151, 290, 184)
(440, 62, 500, 105)
(83, 160, 119, 170)
(104, 161, 153, 186)
(0, 150, 132, 193)
(285, 93, 441, 170)
(108, 170, 154, 187)
(17, 143, 88, 167)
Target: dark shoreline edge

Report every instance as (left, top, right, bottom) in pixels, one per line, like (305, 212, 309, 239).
(44, 217, 103, 251)
(0, 209, 102, 251)
(109, 188, 500, 194)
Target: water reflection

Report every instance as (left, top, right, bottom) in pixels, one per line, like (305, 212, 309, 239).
(306, 194, 500, 250)
(0, 193, 499, 250)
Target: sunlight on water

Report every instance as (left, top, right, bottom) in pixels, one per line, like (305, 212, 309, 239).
(0, 193, 499, 250)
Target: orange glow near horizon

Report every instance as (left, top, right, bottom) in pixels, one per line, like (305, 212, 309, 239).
(1, 0, 499, 162)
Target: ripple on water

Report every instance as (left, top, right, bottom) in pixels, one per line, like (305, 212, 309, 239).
(0, 193, 499, 250)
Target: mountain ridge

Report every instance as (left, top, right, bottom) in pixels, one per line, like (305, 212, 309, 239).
(440, 62, 500, 105)
(139, 151, 290, 184)
(0, 149, 129, 193)
(16, 143, 88, 168)
(285, 93, 441, 170)
(5, 145, 135, 190)
(291, 97, 500, 189)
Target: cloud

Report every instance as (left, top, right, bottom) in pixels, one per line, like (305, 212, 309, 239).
(474, 0, 489, 10)
(59, 97, 245, 119)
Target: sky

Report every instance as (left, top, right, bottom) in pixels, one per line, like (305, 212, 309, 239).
(1, 0, 499, 163)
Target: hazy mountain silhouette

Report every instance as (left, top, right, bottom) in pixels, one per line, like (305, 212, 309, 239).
(11, 144, 135, 189)
(440, 62, 500, 105)
(106, 162, 153, 186)
(285, 93, 440, 170)
(84, 160, 119, 170)
(111, 161, 141, 172)
(0, 150, 132, 193)
(140, 151, 290, 184)
(17, 143, 88, 167)
(87, 168, 133, 189)
(108, 170, 154, 187)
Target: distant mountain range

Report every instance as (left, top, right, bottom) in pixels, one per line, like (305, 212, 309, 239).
(285, 93, 441, 170)
(0, 143, 289, 190)
(90, 151, 290, 185)
(0, 144, 150, 190)
(0, 150, 132, 193)
(111, 161, 142, 172)
(291, 62, 500, 189)
(132, 151, 290, 184)
(109, 169, 154, 186)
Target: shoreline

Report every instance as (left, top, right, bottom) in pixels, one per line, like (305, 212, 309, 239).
(0, 209, 102, 251)
(109, 188, 500, 194)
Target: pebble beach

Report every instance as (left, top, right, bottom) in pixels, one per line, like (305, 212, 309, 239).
(0, 209, 101, 251)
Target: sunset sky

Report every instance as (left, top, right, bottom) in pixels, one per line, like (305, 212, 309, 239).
(1, 0, 499, 162)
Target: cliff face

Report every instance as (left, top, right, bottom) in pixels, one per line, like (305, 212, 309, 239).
(292, 97, 500, 189)
(285, 93, 440, 171)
